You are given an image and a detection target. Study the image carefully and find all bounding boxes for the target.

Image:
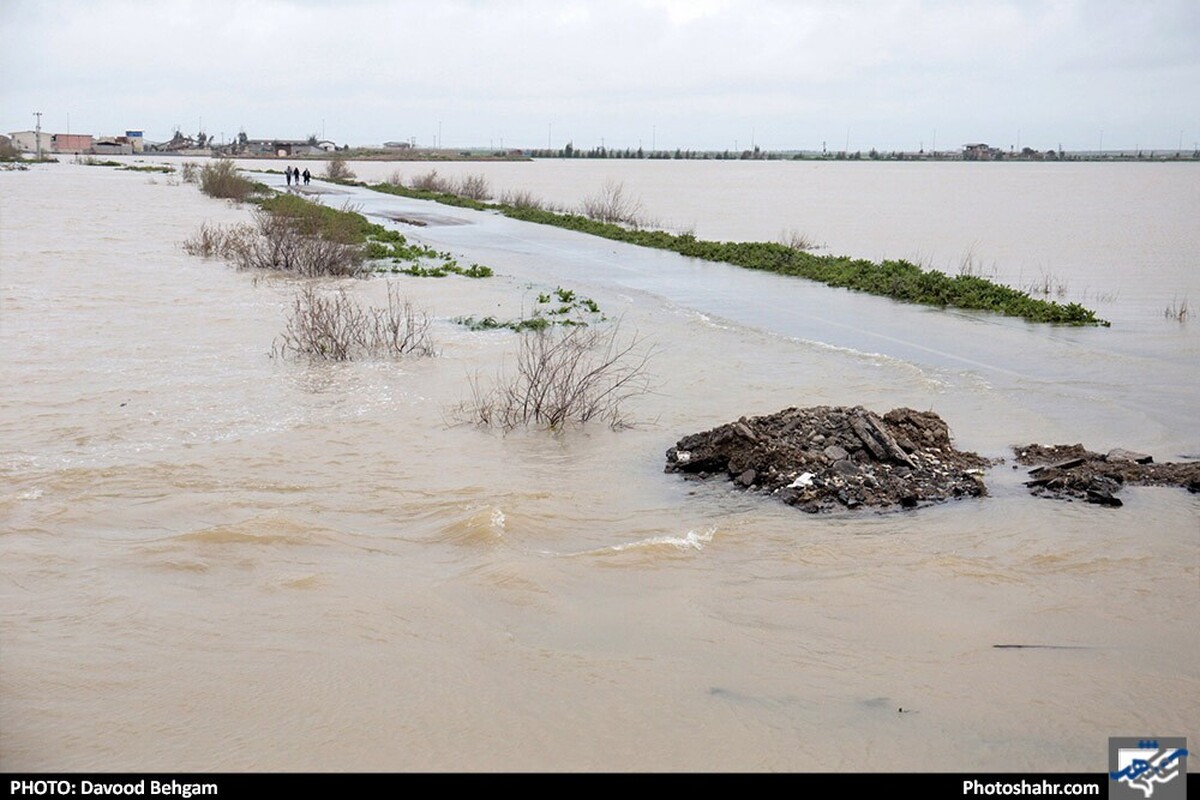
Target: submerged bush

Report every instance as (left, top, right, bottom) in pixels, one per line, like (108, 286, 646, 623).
(184, 198, 367, 277)
(181, 222, 253, 259)
(238, 210, 366, 276)
(497, 189, 547, 210)
(272, 283, 435, 361)
(460, 323, 653, 430)
(409, 169, 451, 193)
(456, 173, 491, 201)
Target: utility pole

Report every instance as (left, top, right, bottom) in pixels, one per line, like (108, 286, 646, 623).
(34, 111, 42, 159)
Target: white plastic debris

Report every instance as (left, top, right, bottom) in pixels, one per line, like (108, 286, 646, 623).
(788, 472, 816, 488)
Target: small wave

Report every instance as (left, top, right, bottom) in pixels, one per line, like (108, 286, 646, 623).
(145, 558, 210, 573)
(273, 573, 323, 590)
(429, 506, 507, 546)
(149, 515, 323, 548)
(578, 526, 717, 557)
(466, 563, 547, 604)
(672, 307, 737, 332)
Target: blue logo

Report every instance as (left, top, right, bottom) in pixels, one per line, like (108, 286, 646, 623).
(1109, 737, 1188, 799)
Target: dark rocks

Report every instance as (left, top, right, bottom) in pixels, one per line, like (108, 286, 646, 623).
(1105, 448, 1153, 464)
(665, 405, 992, 512)
(1014, 443, 1200, 507)
(823, 445, 849, 461)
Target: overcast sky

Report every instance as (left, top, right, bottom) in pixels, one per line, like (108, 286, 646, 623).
(3, 0, 1198, 152)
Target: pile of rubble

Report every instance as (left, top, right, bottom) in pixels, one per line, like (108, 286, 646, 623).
(1014, 443, 1200, 507)
(664, 405, 992, 513)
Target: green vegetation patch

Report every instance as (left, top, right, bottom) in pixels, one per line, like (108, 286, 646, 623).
(453, 285, 604, 333)
(387, 262, 494, 279)
(253, 194, 497, 278)
(499, 208, 1108, 325)
(120, 164, 175, 173)
(360, 181, 1108, 326)
(199, 160, 269, 202)
(256, 192, 380, 243)
(367, 180, 491, 210)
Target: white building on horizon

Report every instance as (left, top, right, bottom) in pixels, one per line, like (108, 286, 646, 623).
(8, 130, 53, 154)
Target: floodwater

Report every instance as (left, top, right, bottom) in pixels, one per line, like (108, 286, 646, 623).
(1, 157, 1196, 772)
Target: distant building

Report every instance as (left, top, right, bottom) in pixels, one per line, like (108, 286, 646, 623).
(8, 130, 53, 154)
(963, 143, 1002, 161)
(383, 141, 413, 150)
(244, 139, 330, 157)
(125, 131, 145, 153)
(52, 133, 93, 153)
(94, 136, 133, 155)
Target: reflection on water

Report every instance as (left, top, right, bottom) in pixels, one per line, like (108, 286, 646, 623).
(0, 161, 1196, 772)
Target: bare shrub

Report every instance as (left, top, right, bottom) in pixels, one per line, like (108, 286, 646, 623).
(186, 212, 364, 277)
(180, 162, 199, 184)
(1164, 296, 1192, 322)
(181, 222, 249, 258)
(779, 228, 819, 252)
(462, 324, 654, 430)
(455, 173, 492, 201)
(324, 158, 356, 182)
(199, 159, 257, 201)
(956, 245, 985, 277)
(409, 169, 451, 192)
(273, 283, 435, 361)
(498, 189, 545, 210)
(387, 169, 404, 186)
(1025, 269, 1068, 298)
(581, 179, 646, 228)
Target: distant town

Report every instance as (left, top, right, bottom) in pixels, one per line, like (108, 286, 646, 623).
(3, 126, 1198, 162)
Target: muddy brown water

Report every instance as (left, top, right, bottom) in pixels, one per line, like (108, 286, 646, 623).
(1, 159, 1196, 771)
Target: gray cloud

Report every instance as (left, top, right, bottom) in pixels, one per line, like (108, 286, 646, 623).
(2, 0, 1197, 150)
